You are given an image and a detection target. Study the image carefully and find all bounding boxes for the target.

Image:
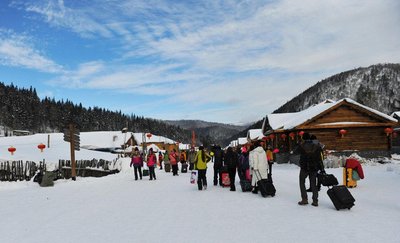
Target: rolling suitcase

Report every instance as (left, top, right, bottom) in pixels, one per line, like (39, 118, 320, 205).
(164, 163, 171, 172)
(240, 179, 252, 192)
(343, 168, 357, 188)
(255, 171, 276, 197)
(181, 163, 188, 173)
(221, 166, 230, 187)
(142, 169, 149, 177)
(327, 185, 355, 210)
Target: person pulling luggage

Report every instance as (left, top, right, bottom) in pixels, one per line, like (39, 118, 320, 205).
(292, 132, 324, 207)
(249, 141, 269, 194)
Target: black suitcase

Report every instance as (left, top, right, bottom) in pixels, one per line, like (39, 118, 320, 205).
(240, 179, 252, 192)
(319, 173, 339, 187)
(142, 169, 149, 176)
(164, 163, 171, 172)
(255, 171, 276, 197)
(181, 163, 188, 173)
(257, 178, 276, 197)
(327, 185, 355, 210)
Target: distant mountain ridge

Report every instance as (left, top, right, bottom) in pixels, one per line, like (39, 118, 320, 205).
(275, 63, 400, 114)
(165, 120, 247, 146)
(225, 63, 400, 145)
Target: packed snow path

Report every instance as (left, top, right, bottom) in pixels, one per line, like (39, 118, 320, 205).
(1, 160, 400, 243)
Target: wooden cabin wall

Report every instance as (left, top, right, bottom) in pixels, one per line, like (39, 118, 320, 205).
(308, 105, 383, 125)
(309, 127, 389, 151)
(273, 127, 391, 153)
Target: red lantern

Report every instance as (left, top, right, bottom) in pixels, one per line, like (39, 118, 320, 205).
(262, 136, 268, 141)
(384, 127, 393, 136)
(8, 146, 16, 155)
(289, 132, 295, 140)
(298, 131, 304, 138)
(38, 143, 46, 152)
(146, 133, 152, 139)
(269, 134, 275, 140)
(280, 134, 287, 140)
(339, 129, 347, 138)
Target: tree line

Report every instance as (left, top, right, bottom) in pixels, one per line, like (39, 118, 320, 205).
(0, 82, 214, 145)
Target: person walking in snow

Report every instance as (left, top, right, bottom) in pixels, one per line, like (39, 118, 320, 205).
(169, 149, 179, 176)
(188, 147, 196, 171)
(213, 145, 224, 186)
(238, 146, 250, 181)
(130, 147, 143, 180)
(249, 141, 269, 194)
(194, 146, 212, 190)
(306, 134, 325, 192)
(292, 132, 324, 207)
(224, 146, 239, 191)
(147, 148, 157, 180)
(158, 151, 163, 170)
(180, 151, 187, 172)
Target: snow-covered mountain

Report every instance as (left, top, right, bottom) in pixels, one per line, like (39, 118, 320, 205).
(275, 63, 400, 114)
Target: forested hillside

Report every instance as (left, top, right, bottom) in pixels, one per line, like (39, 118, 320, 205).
(0, 83, 192, 143)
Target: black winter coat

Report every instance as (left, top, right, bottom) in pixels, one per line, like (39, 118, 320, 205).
(224, 150, 238, 172)
(294, 140, 323, 172)
(213, 149, 224, 168)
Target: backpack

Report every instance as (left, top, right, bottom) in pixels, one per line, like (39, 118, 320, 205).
(301, 142, 320, 170)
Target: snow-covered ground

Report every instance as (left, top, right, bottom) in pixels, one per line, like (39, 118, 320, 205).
(1, 133, 400, 243)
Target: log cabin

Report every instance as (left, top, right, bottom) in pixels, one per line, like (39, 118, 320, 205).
(262, 98, 398, 163)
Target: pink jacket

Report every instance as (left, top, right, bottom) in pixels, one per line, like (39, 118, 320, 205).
(147, 154, 156, 167)
(131, 156, 143, 167)
(169, 152, 178, 165)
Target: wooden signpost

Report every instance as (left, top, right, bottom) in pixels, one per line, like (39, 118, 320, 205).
(63, 124, 80, 181)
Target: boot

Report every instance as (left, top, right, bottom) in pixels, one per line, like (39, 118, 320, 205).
(298, 199, 308, 205)
(252, 187, 258, 194)
(311, 200, 318, 207)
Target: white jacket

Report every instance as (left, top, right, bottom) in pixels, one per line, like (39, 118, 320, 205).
(249, 146, 269, 186)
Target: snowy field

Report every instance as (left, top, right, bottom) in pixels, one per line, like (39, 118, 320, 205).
(1, 133, 400, 243)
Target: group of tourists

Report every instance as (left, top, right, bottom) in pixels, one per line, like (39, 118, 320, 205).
(129, 147, 191, 180)
(129, 132, 325, 206)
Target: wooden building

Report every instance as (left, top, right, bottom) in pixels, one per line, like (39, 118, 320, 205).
(262, 98, 398, 162)
(390, 112, 400, 153)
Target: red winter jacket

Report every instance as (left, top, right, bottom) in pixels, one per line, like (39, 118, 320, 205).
(345, 158, 365, 179)
(147, 154, 156, 167)
(169, 152, 178, 165)
(131, 156, 143, 167)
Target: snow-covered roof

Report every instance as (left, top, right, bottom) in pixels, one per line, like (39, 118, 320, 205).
(391, 111, 400, 119)
(179, 143, 190, 150)
(80, 131, 130, 149)
(229, 140, 238, 147)
(247, 129, 263, 140)
(238, 137, 247, 145)
(267, 98, 397, 131)
(132, 133, 175, 145)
